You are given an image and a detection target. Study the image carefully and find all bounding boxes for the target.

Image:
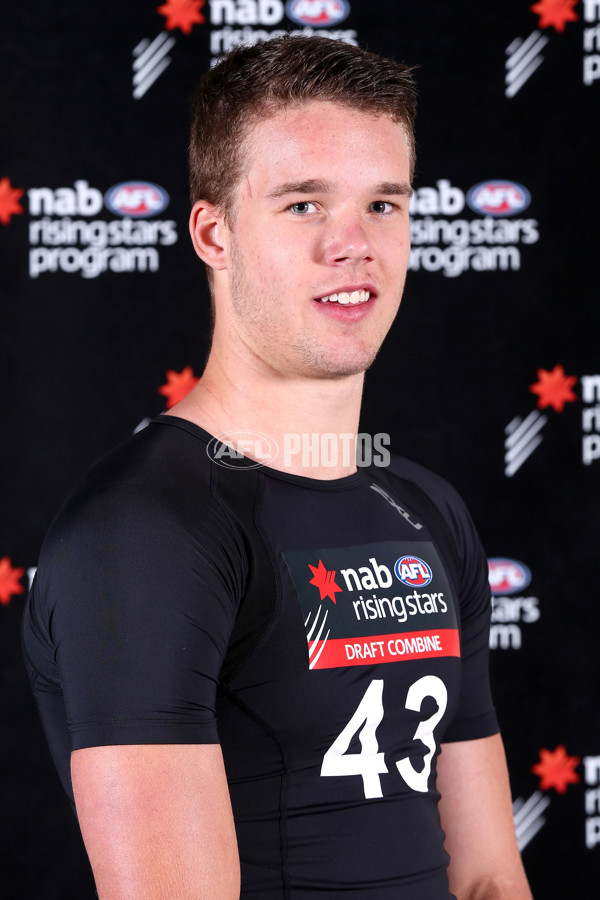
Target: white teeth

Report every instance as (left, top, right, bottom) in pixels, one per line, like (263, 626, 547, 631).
(319, 290, 370, 304)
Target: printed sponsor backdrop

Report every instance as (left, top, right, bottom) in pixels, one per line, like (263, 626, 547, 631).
(2, 0, 599, 896)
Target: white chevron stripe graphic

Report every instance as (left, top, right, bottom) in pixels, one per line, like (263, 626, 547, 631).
(504, 411, 548, 476)
(309, 629, 331, 669)
(307, 608, 330, 658)
(513, 791, 551, 850)
(133, 32, 177, 100)
(505, 31, 549, 98)
(305, 606, 331, 668)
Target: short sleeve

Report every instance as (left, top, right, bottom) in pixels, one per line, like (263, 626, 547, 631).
(26, 427, 247, 752)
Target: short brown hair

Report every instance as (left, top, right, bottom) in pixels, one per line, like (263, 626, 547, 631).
(189, 36, 417, 221)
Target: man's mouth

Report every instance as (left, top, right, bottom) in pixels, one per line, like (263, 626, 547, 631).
(316, 290, 371, 305)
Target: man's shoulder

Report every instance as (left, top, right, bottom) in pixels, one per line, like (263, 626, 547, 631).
(66, 417, 211, 501)
(40, 417, 227, 559)
(381, 453, 467, 516)
(374, 453, 484, 564)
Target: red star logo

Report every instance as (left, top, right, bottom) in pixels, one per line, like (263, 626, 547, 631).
(158, 366, 200, 408)
(0, 557, 25, 606)
(531, 745, 580, 794)
(308, 560, 342, 604)
(530, 0, 578, 32)
(157, 0, 206, 33)
(0, 177, 25, 225)
(529, 365, 577, 412)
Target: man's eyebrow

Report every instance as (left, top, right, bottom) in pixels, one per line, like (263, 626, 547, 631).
(266, 179, 413, 199)
(375, 181, 413, 198)
(266, 179, 334, 198)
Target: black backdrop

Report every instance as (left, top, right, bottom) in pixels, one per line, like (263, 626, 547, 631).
(2, 1, 599, 897)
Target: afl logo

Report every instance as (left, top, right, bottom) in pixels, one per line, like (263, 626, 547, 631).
(285, 0, 350, 27)
(488, 558, 532, 596)
(466, 180, 530, 217)
(104, 181, 169, 218)
(394, 555, 433, 588)
(206, 430, 279, 470)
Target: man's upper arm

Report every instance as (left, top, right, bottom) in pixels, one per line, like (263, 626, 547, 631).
(71, 743, 240, 900)
(438, 734, 532, 900)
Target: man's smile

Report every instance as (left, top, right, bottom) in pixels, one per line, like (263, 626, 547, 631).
(316, 289, 371, 305)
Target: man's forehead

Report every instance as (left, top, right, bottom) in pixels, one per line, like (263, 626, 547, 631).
(245, 99, 405, 144)
(238, 100, 410, 188)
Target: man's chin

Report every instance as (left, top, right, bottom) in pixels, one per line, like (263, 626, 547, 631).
(295, 347, 381, 379)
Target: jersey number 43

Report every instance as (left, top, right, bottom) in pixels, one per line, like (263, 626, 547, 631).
(320, 677, 447, 799)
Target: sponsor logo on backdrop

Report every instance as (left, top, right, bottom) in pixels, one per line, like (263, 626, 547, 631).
(584, 754, 600, 848)
(408, 178, 539, 277)
(506, 1, 598, 97)
(8, 179, 180, 279)
(513, 744, 600, 853)
(502, 366, 600, 475)
(132, 0, 357, 98)
(0, 177, 25, 225)
(207, 0, 357, 63)
(285, 0, 350, 26)
(504, 365, 578, 476)
(488, 557, 539, 650)
(284, 541, 458, 670)
(466, 180, 531, 216)
(583, 0, 600, 85)
(0, 557, 25, 606)
(135, 366, 201, 434)
(104, 182, 170, 217)
(158, 0, 207, 32)
(513, 745, 580, 850)
(488, 558, 532, 595)
(582, 374, 600, 465)
(158, 367, 201, 408)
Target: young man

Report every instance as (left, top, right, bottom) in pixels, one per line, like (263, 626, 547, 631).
(23, 37, 532, 898)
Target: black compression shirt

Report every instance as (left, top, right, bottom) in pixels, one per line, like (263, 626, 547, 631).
(23, 416, 498, 897)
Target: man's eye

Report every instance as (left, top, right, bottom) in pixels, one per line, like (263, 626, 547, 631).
(370, 200, 394, 214)
(290, 201, 316, 215)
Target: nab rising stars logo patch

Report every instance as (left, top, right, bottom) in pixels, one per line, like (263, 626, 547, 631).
(283, 541, 459, 670)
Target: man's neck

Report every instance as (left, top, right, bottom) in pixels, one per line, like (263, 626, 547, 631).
(168, 348, 366, 480)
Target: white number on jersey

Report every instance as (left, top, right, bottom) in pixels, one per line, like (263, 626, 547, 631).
(321, 676, 447, 799)
(320, 679, 388, 799)
(396, 675, 448, 793)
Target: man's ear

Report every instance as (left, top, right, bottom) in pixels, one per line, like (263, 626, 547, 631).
(189, 200, 228, 269)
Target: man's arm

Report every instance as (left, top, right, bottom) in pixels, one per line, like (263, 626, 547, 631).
(71, 744, 240, 900)
(437, 733, 532, 900)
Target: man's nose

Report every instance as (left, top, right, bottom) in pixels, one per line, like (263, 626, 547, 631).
(323, 215, 374, 265)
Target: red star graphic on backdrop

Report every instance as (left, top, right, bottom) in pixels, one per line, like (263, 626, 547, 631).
(157, 0, 206, 33)
(158, 366, 200, 408)
(308, 560, 342, 604)
(0, 177, 25, 225)
(529, 365, 577, 412)
(530, 0, 578, 32)
(531, 745, 580, 794)
(0, 557, 25, 606)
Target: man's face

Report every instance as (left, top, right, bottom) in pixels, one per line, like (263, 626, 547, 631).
(218, 100, 412, 380)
